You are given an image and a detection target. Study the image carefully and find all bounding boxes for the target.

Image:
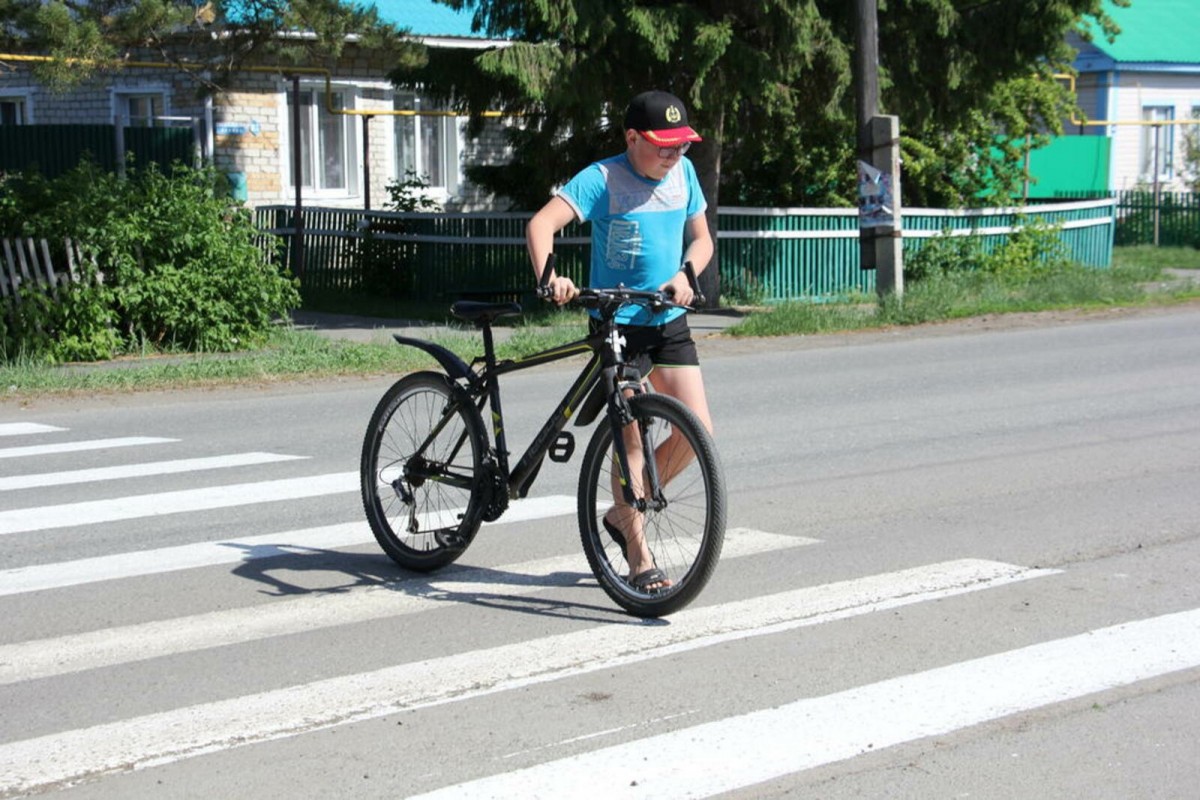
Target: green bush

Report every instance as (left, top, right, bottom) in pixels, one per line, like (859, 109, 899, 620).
(985, 215, 1074, 284)
(905, 232, 986, 283)
(905, 216, 1075, 286)
(356, 171, 442, 301)
(0, 160, 300, 361)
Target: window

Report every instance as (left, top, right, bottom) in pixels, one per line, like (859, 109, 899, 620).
(1140, 106, 1175, 181)
(1184, 107, 1200, 189)
(394, 92, 461, 194)
(113, 90, 167, 127)
(286, 87, 359, 194)
(0, 95, 29, 125)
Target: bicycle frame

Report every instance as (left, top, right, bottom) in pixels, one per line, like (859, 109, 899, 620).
(392, 310, 655, 510)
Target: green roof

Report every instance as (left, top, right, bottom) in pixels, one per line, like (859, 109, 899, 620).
(1083, 0, 1200, 63)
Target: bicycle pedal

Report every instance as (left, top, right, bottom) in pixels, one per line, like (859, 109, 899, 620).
(434, 530, 468, 549)
(548, 431, 575, 463)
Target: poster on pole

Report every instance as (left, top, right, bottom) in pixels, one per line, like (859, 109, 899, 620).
(857, 160, 894, 229)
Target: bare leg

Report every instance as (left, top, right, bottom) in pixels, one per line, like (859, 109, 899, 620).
(648, 365, 713, 434)
(605, 366, 712, 587)
(646, 365, 712, 486)
(607, 418, 668, 588)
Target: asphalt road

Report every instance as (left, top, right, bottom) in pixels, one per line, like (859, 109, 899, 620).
(2, 305, 1199, 798)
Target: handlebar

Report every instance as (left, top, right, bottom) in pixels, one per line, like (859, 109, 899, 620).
(535, 255, 705, 311)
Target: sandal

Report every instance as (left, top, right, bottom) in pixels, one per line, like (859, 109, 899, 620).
(603, 514, 657, 564)
(628, 567, 669, 592)
(602, 515, 628, 558)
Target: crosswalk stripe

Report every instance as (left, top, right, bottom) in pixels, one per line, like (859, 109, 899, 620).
(0, 452, 309, 491)
(0, 423, 66, 437)
(0, 436, 176, 460)
(0, 470, 357, 534)
(0, 529, 816, 684)
(0, 494, 579, 596)
(0, 559, 1052, 795)
(410, 606, 1200, 800)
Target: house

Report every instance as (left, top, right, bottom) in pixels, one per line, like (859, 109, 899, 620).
(0, 0, 511, 209)
(1068, 0, 1200, 192)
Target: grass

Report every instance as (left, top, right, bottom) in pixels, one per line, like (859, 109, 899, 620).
(0, 315, 590, 400)
(4, 247, 1198, 400)
(730, 251, 1200, 338)
(1111, 244, 1200, 271)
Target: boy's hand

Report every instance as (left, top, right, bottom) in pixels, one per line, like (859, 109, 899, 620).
(548, 275, 579, 305)
(661, 271, 694, 306)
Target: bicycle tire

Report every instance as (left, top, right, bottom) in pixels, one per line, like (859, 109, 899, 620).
(361, 371, 488, 571)
(578, 393, 726, 617)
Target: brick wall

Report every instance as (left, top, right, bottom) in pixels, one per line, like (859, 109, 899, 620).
(1, 45, 515, 210)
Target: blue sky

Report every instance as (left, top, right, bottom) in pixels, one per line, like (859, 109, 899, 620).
(367, 0, 481, 38)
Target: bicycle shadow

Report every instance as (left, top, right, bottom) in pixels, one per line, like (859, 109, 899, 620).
(223, 541, 649, 625)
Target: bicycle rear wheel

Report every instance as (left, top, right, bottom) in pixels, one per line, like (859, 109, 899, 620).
(578, 393, 726, 617)
(361, 371, 487, 571)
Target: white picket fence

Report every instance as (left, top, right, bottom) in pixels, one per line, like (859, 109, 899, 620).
(0, 238, 100, 309)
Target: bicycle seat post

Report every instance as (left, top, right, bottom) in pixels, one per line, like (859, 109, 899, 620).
(479, 320, 498, 371)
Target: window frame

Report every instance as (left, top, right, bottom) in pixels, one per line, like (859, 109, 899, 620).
(1139, 105, 1176, 182)
(0, 89, 34, 125)
(391, 91, 463, 199)
(1184, 105, 1200, 187)
(280, 81, 361, 199)
(112, 86, 171, 127)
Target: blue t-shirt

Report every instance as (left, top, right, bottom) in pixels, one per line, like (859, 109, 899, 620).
(557, 153, 707, 325)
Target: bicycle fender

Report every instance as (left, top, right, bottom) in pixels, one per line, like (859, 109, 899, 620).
(392, 334, 474, 382)
(573, 380, 607, 427)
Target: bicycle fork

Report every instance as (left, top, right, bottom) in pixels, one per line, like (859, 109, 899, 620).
(606, 376, 668, 513)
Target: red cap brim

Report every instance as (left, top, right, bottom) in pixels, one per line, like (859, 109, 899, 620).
(640, 126, 702, 146)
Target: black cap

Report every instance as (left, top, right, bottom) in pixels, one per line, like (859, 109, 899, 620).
(623, 90, 702, 146)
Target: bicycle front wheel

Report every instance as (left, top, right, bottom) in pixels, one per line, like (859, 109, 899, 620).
(361, 371, 488, 572)
(578, 393, 726, 617)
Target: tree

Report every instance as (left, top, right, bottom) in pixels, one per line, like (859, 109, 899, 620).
(0, 0, 425, 92)
(395, 0, 1126, 213)
(396, 1, 854, 303)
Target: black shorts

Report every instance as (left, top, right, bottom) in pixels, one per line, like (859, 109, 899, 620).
(590, 315, 700, 372)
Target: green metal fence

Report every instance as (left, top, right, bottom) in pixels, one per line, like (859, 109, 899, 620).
(256, 198, 1116, 304)
(0, 125, 195, 178)
(718, 199, 1113, 302)
(256, 207, 591, 304)
(904, 199, 1115, 266)
(1050, 190, 1200, 247)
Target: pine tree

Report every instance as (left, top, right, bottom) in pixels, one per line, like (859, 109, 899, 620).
(0, 1, 424, 92)
(397, 0, 1126, 211)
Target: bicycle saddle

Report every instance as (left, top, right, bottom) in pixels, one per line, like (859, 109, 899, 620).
(451, 301, 522, 325)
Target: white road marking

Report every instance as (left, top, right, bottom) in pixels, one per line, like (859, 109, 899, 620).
(0, 423, 66, 437)
(409, 607, 1200, 800)
(0, 494, 581, 596)
(0, 559, 1051, 795)
(0, 452, 309, 491)
(0, 529, 814, 683)
(0, 436, 176, 460)
(500, 711, 702, 761)
(0, 471, 357, 534)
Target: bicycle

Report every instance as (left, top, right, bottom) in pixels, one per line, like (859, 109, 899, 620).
(359, 257, 726, 617)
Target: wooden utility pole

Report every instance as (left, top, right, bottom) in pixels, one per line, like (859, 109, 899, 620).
(854, 0, 880, 152)
(854, 0, 903, 297)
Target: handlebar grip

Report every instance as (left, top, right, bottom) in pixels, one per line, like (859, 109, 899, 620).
(682, 261, 706, 306)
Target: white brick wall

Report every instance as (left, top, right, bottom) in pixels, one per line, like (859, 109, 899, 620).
(1, 45, 515, 210)
(1070, 69, 1200, 192)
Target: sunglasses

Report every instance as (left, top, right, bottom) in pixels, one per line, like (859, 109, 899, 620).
(638, 132, 691, 158)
